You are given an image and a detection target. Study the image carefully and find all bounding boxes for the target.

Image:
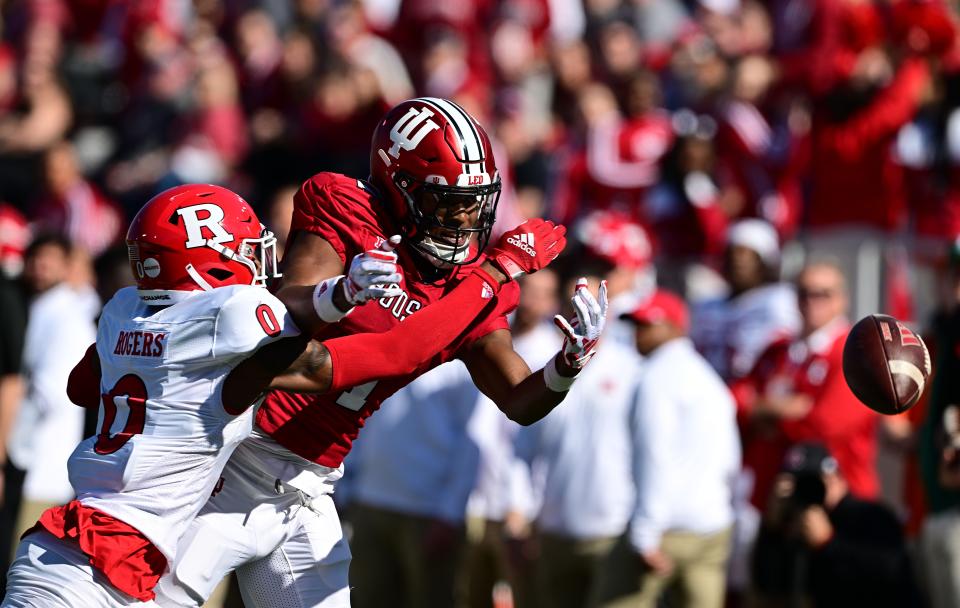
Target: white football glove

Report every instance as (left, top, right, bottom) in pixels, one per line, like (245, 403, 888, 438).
(343, 235, 404, 305)
(553, 278, 608, 369)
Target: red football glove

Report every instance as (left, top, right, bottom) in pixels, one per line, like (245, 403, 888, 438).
(488, 219, 567, 280)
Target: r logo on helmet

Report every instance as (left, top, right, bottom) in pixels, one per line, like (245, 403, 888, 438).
(177, 204, 234, 249)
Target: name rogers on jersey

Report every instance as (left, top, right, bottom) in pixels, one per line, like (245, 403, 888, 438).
(113, 330, 167, 357)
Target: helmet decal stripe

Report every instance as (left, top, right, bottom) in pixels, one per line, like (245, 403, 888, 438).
(441, 98, 485, 162)
(429, 97, 483, 162)
(419, 97, 483, 170)
(415, 97, 471, 172)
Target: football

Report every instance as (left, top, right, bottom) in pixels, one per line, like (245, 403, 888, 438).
(842, 314, 932, 415)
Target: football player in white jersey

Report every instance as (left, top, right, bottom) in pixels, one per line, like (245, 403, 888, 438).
(1, 184, 567, 608)
(154, 98, 608, 608)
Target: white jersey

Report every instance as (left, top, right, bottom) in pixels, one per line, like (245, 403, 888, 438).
(66, 285, 299, 562)
(691, 282, 800, 381)
(514, 339, 642, 539)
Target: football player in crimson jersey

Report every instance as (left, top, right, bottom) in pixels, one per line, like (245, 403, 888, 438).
(1, 184, 564, 608)
(155, 97, 609, 608)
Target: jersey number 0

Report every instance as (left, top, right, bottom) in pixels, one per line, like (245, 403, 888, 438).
(95, 374, 149, 455)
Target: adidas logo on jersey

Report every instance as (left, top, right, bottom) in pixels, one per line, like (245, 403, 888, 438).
(506, 233, 536, 257)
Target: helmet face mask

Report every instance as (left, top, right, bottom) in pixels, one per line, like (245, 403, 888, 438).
(395, 172, 501, 267)
(211, 226, 281, 286)
(251, 228, 281, 284)
(370, 97, 501, 269)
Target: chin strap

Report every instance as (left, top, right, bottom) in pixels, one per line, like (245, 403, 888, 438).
(199, 231, 282, 287)
(185, 264, 214, 291)
(206, 239, 258, 281)
(412, 235, 472, 268)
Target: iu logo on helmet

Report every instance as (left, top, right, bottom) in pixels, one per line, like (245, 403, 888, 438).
(177, 204, 234, 249)
(387, 107, 440, 159)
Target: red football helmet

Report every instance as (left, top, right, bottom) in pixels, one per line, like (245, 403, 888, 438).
(126, 184, 280, 303)
(369, 97, 501, 267)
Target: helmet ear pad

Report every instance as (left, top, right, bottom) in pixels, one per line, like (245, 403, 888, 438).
(391, 171, 423, 239)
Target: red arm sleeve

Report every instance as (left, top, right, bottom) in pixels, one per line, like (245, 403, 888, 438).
(323, 268, 507, 392)
(820, 58, 929, 158)
(462, 280, 517, 342)
(776, 0, 852, 96)
(67, 343, 101, 409)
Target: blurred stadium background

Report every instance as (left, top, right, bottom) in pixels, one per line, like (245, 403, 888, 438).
(3, 0, 960, 606)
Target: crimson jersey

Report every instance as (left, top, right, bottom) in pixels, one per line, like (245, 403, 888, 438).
(257, 173, 520, 467)
(730, 319, 878, 509)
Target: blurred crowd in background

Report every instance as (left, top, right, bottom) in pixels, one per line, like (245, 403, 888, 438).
(5, 0, 960, 606)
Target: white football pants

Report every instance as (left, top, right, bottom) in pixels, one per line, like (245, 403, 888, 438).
(2, 530, 159, 608)
(154, 433, 350, 608)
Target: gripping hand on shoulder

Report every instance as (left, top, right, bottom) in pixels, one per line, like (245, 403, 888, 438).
(343, 235, 404, 305)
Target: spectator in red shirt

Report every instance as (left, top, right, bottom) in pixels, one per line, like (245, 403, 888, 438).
(388, 0, 495, 94)
(716, 55, 804, 239)
(550, 74, 673, 227)
(32, 141, 123, 257)
(234, 9, 285, 114)
(645, 109, 739, 290)
(769, 0, 883, 99)
(167, 42, 249, 185)
(732, 259, 879, 510)
(806, 52, 930, 231)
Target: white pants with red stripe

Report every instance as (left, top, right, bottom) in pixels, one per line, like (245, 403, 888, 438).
(154, 431, 351, 608)
(2, 530, 159, 608)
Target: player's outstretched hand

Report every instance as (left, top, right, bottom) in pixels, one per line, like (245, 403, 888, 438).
(344, 235, 404, 305)
(554, 278, 608, 370)
(488, 218, 567, 280)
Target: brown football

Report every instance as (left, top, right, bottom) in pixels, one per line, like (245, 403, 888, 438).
(842, 314, 931, 415)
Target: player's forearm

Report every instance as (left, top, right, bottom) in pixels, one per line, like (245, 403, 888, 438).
(277, 252, 502, 342)
(497, 357, 572, 426)
(269, 339, 335, 393)
(323, 268, 507, 392)
(277, 282, 351, 337)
